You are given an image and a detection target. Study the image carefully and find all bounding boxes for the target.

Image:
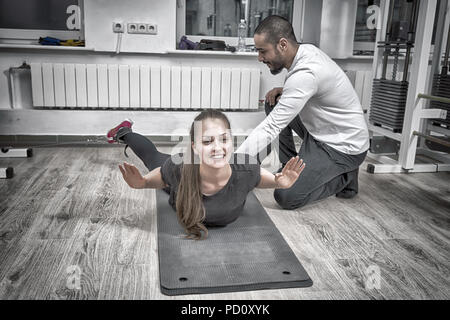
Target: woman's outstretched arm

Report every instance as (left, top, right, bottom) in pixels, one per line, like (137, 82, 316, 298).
(119, 162, 167, 189)
(257, 156, 305, 189)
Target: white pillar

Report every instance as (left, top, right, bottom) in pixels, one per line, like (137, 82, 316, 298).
(319, 0, 358, 58)
(399, 0, 437, 170)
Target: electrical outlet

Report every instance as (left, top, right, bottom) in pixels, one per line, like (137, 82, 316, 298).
(137, 23, 147, 33)
(112, 22, 124, 33)
(147, 23, 157, 35)
(127, 23, 138, 34)
(126, 22, 157, 35)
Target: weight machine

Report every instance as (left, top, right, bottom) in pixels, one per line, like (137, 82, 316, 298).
(367, 0, 450, 173)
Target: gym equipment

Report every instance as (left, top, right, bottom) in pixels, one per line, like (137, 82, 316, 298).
(0, 147, 33, 158)
(178, 36, 236, 52)
(368, 0, 418, 132)
(413, 130, 450, 148)
(0, 167, 14, 179)
(370, 78, 409, 131)
(156, 190, 313, 296)
(430, 26, 450, 127)
(0, 147, 32, 179)
(38, 37, 85, 47)
(366, 0, 450, 173)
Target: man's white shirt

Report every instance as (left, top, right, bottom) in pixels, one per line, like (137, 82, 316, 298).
(236, 44, 370, 157)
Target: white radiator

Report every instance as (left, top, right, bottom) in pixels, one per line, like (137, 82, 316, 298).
(30, 63, 261, 110)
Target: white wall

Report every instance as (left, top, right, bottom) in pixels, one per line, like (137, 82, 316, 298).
(84, 0, 176, 53)
(0, 0, 375, 137)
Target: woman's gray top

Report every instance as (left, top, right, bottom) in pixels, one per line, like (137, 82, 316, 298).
(160, 153, 261, 226)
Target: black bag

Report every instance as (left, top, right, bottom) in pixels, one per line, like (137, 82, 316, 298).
(197, 39, 236, 52)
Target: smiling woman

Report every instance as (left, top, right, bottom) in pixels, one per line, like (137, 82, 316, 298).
(108, 109, 305, 240)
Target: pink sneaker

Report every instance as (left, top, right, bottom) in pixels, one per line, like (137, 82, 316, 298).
(107, 119, 134, 143)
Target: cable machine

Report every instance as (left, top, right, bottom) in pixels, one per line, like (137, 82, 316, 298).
(369, 0, 417, 132)
(367, 0, 450, 173)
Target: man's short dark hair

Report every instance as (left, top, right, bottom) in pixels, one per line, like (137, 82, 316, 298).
(254, 15, 297, 46)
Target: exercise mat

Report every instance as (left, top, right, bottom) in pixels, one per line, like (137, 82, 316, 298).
(156, 189, 313, 295)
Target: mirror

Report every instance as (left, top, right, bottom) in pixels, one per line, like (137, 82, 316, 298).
(186, 0, 294, 37)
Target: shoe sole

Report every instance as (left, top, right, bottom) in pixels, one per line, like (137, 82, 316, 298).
(107, 119, 134, 143)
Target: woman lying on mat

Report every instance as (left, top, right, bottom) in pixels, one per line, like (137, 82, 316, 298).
(107, 110, 305, 239)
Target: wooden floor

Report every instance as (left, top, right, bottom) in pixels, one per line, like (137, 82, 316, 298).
(0, 146, 449, 300)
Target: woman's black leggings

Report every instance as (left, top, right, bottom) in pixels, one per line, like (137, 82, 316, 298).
(122, 132, 170, 171)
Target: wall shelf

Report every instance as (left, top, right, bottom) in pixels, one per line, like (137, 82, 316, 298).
(167, 50, 258, 57)
(0, 44, 94, 51)
(0, 45, 260, 57)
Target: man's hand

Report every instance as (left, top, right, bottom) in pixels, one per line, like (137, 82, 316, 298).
(119, 162, 146, 189)
(274, 156, 305, 189)
(265, 87, 283, 106)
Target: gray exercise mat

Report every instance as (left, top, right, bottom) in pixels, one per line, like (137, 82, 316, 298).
(156, 189, 313, 296)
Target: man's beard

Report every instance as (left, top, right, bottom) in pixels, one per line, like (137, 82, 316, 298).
(270, 64, 284, 75)
(269, 47, 284, 75)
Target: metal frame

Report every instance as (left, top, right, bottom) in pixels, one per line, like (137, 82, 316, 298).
(366, 0, 450, 173)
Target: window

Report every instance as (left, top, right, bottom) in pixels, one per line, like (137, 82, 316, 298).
(354, 0, 381, 53)
(0, 0, 83, 45)
(178, 0, 302, 47)
(186, 0, 294, 37)
(353, 0, 441, 55)
(354, 0, 419, 53)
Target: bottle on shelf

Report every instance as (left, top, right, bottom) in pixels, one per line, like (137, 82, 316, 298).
(237, 19, 247, 52)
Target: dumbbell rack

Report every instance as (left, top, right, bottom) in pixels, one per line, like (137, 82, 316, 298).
(366, 0, 450, 173)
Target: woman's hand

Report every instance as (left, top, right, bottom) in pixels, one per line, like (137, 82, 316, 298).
(119, 162, 146, 189)
(274, 156, 305, 189)
(265, 87, 283, 106)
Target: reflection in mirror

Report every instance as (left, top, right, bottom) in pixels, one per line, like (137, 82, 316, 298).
(353, 0, 439, 54)
(186, 0, 294, 37)
(354, 0, 381, 53)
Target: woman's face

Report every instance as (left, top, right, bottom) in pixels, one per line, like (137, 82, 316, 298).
(192, 118, 233, 169)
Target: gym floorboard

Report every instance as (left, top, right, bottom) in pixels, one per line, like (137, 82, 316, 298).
(0, 146, 449, 299)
